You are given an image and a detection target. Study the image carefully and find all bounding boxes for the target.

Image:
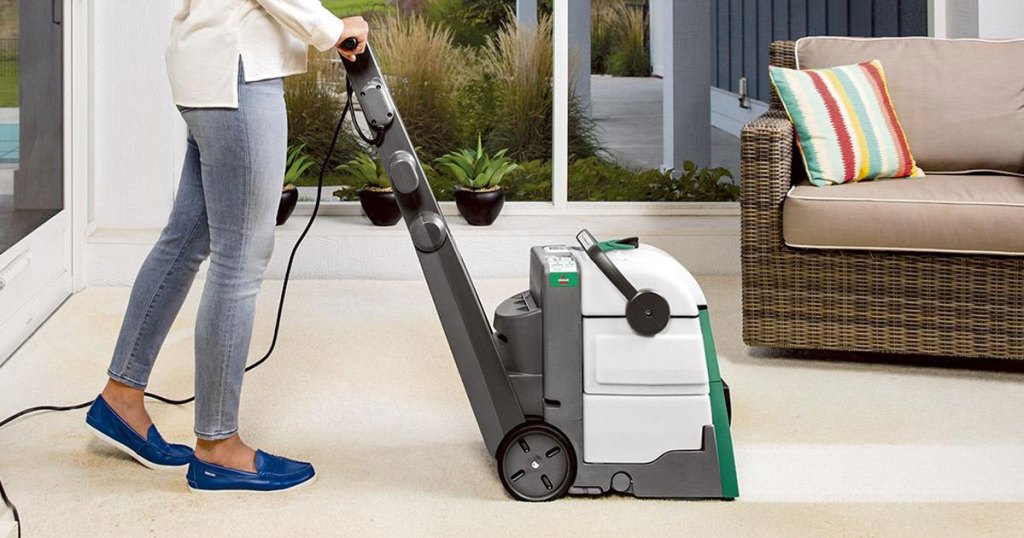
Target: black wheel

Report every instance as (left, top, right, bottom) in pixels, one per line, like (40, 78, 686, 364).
(496, 421, 576, 502)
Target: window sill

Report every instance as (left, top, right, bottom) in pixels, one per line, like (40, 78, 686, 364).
(293, 198, 740, 217)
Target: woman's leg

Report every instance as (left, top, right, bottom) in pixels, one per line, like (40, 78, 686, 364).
(181, 73, 287, 470)
(103, 135, 211, 435)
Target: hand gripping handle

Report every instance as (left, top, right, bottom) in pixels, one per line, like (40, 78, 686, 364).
(340, 37, 359, 51)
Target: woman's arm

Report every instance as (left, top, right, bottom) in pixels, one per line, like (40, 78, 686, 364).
(254, 0, 366, 58)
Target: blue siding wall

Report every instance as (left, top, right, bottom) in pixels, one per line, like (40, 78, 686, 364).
(711, 0, 929, 102)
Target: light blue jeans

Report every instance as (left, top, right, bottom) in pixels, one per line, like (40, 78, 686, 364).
(107, 62, 286, 440)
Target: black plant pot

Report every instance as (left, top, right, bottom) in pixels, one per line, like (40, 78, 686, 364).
(277, 186, 298, 226)
(359, 188, 402, 226)
(454, 187, 505, 226)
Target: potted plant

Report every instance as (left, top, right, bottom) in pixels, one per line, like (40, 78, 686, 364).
(436, 136, 518, 226)
(279, 144, 316, 226)
(336, 153, 402, 226)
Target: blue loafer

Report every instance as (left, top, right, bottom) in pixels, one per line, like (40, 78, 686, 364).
(187, 450, 316, 493)
(85, 395, 192, 471)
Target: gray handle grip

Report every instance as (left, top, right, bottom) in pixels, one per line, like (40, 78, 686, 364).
(576, 229, 637, 300)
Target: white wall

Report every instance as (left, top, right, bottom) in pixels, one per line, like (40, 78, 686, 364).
(934, 0, 979, 37)
(91, 0, 181, 231)
(88, 213, 741, 284)
(932, 0, 1024, 38)
(978, 0, 1024, 38)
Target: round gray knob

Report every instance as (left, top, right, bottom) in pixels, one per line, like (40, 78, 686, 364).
(409, 211, 448, 252)
(387, 151, 420, 194)
(610, 472, 632, 493)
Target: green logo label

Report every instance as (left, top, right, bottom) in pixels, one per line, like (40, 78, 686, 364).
(549, 272, 578, 287)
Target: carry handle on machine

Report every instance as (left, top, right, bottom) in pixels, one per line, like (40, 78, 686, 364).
(576, 229, 638, 299)
(576, 229, 670, 336)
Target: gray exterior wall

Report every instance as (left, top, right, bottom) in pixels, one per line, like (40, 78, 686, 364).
(712, 0, 929, 103)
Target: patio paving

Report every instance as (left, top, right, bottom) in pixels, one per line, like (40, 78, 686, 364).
(589, 76, 740, 180)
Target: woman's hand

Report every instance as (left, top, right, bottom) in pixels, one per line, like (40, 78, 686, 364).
(336, 16, 369, 61)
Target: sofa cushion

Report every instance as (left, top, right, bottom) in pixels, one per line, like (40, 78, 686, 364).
(795, 37, 1024, 176)
(783, 174, 1024, 255)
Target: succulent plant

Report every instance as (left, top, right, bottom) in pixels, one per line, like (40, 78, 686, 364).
(435, 135, 518, 190)
(284, 144, 317, 188)
(336, 153, 391, 190)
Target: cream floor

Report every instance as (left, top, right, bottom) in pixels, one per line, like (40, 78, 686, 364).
(1, 277, 1023, 537)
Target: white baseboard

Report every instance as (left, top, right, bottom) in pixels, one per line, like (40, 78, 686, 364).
(0, 519, 16, 538)
(86, 214, 740, 286)
(711, 87, 769, 137)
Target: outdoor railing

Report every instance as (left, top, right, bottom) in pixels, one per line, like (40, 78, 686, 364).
(0, 38, 18, 77)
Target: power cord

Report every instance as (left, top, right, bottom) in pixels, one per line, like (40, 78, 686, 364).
(0, 59, 367, 538)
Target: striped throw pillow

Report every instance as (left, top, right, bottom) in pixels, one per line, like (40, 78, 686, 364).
(769, 60, 923, 187)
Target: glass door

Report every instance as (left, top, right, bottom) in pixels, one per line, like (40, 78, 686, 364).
(0, 0, 71, 362)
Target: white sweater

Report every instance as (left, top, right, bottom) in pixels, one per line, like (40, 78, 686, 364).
(166, 0, 344, 108)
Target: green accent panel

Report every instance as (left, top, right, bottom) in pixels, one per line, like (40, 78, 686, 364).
(699, 309, 739, 499)
(598, 239, 637, 252)
(549, 272, 579, 287)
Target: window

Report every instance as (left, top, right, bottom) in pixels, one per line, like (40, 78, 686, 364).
(291, 1, 744, 212)
(289, 1, 555, 205)
(567, 0, 738, 203)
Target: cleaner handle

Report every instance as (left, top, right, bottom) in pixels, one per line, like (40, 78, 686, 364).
(341, 43, 526, 455)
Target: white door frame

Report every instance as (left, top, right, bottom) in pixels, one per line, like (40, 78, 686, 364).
(0, 0, 87, 365)
(70, 0, 90, 292)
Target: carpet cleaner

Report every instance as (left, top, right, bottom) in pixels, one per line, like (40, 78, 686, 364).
(0, 45, 738, 527)
(339, 40, 738, 501)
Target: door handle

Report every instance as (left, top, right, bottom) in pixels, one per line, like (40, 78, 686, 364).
(0, 252, 32, 292)
(52, 0, 62, 25)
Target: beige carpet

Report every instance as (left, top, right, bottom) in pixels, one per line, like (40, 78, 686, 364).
(1, 276, 1023, 537)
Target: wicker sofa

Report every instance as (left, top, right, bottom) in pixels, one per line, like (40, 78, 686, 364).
(740, 38, 1024, 360)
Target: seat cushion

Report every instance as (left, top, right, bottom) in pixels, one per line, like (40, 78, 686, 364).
(795, 37, 1024, 176)
(783, 174, 1024, 255)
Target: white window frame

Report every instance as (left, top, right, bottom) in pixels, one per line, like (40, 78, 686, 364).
(293, 0, 739, 219)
